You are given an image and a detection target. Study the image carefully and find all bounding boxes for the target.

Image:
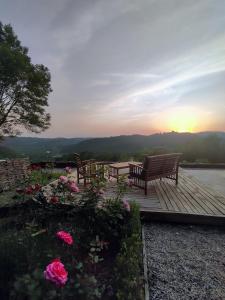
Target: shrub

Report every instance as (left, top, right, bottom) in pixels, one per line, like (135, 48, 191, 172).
(0, 174, 144, 299)
(113, 202, 144, 300)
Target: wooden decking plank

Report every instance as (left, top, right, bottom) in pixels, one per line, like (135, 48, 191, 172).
(123, 182, 161, 211)
(182, 174, 225, 213)
(176, 185, 205, 214)
(177, 179, 211, 215)
(149, 181, 167, 210)
(159, 181, 180, 212)
(179, 176, 219, 215)
(181, 175, 225, 215)
(166, 179, 196, 214)
(156, 180, 178, 211)
(184, 176, 225, 214)
(177, 176, 208, 214)
(77, 171, 225, 223)
(154, 180, 174, 211)
(182, 172, 225, 199)
(163, 179, 194, 214)
(161, 179, 189, 213)
(179, 176, 224, 215)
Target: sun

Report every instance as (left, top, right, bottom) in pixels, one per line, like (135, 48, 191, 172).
(166, 108, 198, 133)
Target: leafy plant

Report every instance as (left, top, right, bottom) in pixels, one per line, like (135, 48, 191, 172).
(113, 203, 144, 300)
(0, 173, 144, 300)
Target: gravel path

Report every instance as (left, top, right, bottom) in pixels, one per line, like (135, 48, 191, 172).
(144, 223, 225, 300)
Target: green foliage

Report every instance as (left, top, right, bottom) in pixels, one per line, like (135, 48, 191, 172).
(11, 269, 44, 300)
(113, 202, 144, 300)
(0, 22, 52, 137)
(0, 169, 62, 207)
(0, 176, 144, 299)
(17, 168, 61, 192)
(78, 176, 107, 209)
(179, 134, 225, 163)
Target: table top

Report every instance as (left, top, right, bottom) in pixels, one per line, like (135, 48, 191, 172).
(109, 161, 141, 169)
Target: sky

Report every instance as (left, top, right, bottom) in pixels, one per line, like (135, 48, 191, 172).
(0, 0, 225, 137)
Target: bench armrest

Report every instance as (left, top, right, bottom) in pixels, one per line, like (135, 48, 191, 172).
(129, 163, 143, 168)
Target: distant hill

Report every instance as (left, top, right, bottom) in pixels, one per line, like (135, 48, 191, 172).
(0, 145, 17, 159)
(62, 132, 225, 154)
(197, 131, 225, 139)
(1, 137, 86, 161)
(1, 132, 225, 161)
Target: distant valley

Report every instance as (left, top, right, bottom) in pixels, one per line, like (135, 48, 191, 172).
(1, 131, 225, 163)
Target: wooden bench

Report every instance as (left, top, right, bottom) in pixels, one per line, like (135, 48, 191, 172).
(129, 153, 182, 195)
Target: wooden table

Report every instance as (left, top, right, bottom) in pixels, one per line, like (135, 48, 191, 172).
(109, 162, 141, 181)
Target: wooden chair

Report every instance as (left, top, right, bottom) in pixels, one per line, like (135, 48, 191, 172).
(129, 153, 182, 195)
(74, 153, 104, 186)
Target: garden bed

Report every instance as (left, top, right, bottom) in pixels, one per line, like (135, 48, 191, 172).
(0, 175, 144, 300)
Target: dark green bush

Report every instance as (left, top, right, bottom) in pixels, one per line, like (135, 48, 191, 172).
(113, 202, 144, 300)
(0, 177, 144, 300)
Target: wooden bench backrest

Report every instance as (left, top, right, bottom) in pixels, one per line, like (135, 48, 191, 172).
(143, 153, 182, 178)
(74, 153, 83, 168)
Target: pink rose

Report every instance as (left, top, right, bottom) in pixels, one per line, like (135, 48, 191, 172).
(24, 186, 33, 195)
(59, 176, 68, 183)
(70, 184, 79, 193)
(67, 181, 79, 193)
(44, 258, 68, 286)
(33, 184, 42, 192)
(122, 199, 130, 212)
(50, 196, 59, 204)
(56, 231, 73, 245)
(65, 166, 72, 174)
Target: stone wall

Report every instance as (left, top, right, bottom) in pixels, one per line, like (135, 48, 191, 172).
(0, 159, 30, 191)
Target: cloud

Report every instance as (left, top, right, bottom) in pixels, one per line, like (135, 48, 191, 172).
(108, 72, 161, 79)
(1, 0, 225, 136)
(101, 34, 225, 114)
(50, 0, 138, 52)
(89, 79, 112, 87)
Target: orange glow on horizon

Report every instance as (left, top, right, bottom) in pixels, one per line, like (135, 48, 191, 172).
(167, 113, 197, 133)
(153, 107, 212, 133)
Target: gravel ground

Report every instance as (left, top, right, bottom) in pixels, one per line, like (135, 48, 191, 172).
(144, 223, 225, 300)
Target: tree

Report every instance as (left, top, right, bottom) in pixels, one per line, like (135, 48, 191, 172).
(0, 22, 52, 137)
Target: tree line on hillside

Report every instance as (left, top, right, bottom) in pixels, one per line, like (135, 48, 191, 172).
(1, 133, 225, 163)
(60, 134, 225, 164)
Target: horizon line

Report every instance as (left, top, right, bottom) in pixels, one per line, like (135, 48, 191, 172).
(9, 130, 225, 140)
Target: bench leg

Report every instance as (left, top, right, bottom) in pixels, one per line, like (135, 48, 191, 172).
(176, 172, 178, 185)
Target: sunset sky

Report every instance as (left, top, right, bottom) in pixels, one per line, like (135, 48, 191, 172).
(0, 0, 225, 137)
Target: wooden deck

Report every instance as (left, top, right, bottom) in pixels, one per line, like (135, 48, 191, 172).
(105, 170, 225, 225)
